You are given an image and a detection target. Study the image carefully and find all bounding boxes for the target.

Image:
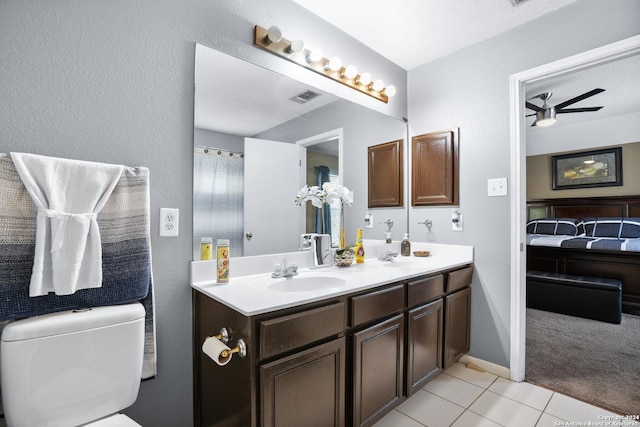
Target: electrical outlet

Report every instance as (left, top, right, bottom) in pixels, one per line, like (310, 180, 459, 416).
(487, 177, 508, 197)
(159, 208, 179, 237)
(452, 210, 463, 231)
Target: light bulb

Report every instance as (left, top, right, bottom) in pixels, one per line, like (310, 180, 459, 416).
(265, 26, 282, 44)
(307, 49, 323, 63)
(382, 85, 397, 97)
(325, 57, 342, 72)
(370, 79, 384, 92)
(357, 72, 372, 86)
(342, 65, 358, 79)
(286, 39, 304, 54)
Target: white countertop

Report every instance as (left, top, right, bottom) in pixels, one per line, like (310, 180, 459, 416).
(191, 242, 473, 316)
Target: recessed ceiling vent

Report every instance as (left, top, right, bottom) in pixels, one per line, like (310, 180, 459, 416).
(509, 0, 530, 6)
(290, 89, 321, 104)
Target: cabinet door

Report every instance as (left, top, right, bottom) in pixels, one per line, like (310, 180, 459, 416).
(443, 287, 471, 369)
(368, 139, 404, 208)
(261, 337, 345, 427)
(407, 299, 443, 396)
(411, 128, 459, 206)
(352, 314, 404, 427)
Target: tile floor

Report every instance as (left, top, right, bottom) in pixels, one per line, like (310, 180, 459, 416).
(374, 363, 640, 427)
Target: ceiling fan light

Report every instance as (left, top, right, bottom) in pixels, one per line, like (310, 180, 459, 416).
(535, 108, 556, 127)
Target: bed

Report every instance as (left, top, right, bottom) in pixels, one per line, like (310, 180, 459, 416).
(526, 196, 640, 315)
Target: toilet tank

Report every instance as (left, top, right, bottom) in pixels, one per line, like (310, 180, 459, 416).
(1, 303, 146, 427)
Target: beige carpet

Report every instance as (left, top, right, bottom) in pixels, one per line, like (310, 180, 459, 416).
(525, 308, 640, 415)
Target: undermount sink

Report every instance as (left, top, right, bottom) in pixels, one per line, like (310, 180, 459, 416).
(264, 274, 350, 293)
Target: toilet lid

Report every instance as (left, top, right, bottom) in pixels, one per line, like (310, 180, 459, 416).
(82, 414, 141, 427)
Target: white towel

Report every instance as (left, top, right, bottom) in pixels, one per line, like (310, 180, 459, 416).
(10, 153, 124, 296)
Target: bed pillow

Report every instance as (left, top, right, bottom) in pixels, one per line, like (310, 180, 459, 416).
(526, 218, 583, 236)
(621, 218, 640, 238)
(583, 218, 629, 238)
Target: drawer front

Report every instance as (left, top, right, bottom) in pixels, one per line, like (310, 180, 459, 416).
(350, 284, 404, 327)
(446, 266, 473, 294)
(260, 302, 346, 359)
(407, 274, 444, 307)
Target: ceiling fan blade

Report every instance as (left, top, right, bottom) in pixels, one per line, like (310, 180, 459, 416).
(525, 113, 537, 117)
(525, 101, 543, 112)
(556, 106, 604, 114)
(554, 88, 605, 110)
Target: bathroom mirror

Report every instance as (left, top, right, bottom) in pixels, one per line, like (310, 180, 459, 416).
(193, 43, 407, 259)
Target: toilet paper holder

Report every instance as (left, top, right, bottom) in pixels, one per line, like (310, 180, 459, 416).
(213, 327, 231, 344)
(221, 338, 247, 358)
(206, 327, 248, 358)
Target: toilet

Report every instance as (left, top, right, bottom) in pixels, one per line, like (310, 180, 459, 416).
(1, 302, 146, 427)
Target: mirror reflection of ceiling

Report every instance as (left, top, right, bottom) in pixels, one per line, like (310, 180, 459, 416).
(194, 45, 339, 136)
(526, 54, 640, 156)
(290, 0, 578, 70)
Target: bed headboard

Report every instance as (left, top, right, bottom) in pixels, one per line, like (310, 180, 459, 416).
(527, 196, 640, 221)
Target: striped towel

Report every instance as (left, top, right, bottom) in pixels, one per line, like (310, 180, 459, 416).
(0, 153, 156, 380)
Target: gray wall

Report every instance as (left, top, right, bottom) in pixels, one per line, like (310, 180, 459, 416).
(258, 99, 409, 242)
(0, 1, 404, 425)
(407, 0, 640, 367)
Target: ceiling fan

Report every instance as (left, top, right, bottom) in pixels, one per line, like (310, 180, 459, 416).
(526, 88, 605, 127)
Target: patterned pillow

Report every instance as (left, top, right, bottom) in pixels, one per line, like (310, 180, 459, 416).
(583, 218, 627, 238)
(526, 218, 583, 236)
(621, 218, 640, 238)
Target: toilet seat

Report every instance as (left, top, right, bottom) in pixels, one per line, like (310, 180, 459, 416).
(83, 414, 141, 426)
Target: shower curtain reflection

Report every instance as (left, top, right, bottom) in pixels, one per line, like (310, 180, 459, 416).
(193, 147, 244, 259)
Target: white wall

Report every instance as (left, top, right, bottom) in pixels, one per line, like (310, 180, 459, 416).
(407, 0, 640, 367)
(0, 1, 405, 425)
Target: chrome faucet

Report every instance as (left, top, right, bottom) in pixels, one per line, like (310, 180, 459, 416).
(300, 233, 332, 269)
(272, 259, 298, 278)
(378, 251, 398, 262)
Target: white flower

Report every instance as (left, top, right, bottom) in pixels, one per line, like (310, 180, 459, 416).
(296, 183, 352, 208)
(323, 182, 352, 205)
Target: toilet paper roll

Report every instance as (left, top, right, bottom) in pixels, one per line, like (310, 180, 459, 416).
(202, 336, 232, 366)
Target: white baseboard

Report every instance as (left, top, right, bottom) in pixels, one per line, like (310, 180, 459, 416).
(459, 354, 510, 379)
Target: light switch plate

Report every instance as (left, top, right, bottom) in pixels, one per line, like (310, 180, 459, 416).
(159, 208, 179, 237)
(487, 178, 508, 197)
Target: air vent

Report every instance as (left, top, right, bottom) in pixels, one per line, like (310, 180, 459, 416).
(509, 0, 530, 5)
(290, 90, 321, 104)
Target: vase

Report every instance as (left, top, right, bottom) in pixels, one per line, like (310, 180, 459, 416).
(339, 203, 346, 249)
(334, 248, 354, 267)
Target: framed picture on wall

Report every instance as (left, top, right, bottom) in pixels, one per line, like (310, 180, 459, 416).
(552, 147, 622, 190)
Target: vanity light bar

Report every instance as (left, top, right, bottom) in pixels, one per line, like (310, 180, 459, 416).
(254, 25, 395, 104)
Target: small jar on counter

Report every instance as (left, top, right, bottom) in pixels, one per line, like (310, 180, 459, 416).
(200, 237, 213, 260)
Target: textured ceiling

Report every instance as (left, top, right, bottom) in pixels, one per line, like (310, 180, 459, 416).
(290, 0, 578, 70)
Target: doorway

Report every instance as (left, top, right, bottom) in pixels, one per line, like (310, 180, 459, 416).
(508, 35, 640, 382)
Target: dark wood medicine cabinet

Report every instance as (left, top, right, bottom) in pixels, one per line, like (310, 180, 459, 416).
(367, 139, 404, 208)
(411, 128, 459, 206)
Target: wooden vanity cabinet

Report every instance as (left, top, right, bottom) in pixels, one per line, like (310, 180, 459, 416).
(193, 264, 472, 427)
(261, 337, 346, 427)
(443, 266, 473, 369)
(405, 275, 444, 396)
(349, 285, 405, 427)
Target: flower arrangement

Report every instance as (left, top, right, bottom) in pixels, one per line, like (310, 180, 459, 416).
(295, 183, 352, 249)
(295, 183, 352, 207)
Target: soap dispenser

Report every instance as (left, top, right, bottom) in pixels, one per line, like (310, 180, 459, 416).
(401, 233, 411, 256)
(385, 232, 392, 244)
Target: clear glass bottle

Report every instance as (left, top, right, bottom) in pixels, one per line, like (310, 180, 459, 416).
(401, 233, 411, 256)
